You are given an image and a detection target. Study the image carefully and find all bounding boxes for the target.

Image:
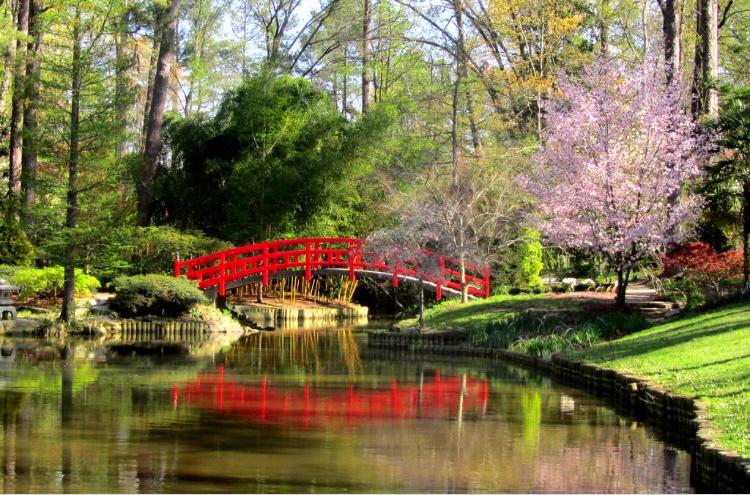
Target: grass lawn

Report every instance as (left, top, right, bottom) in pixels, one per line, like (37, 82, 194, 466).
(400, 293, 586, 331)
(574, 301, 750, 457)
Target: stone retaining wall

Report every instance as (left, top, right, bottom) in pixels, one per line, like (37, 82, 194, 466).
(365, 333, 750, 493)
(366, 331, 466, 348)
(233, 303, 368, 329)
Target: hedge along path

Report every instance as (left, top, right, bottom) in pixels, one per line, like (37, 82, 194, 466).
(574, 302, 750, 458)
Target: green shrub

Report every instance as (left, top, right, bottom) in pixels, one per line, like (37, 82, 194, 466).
(551, 284, 572, 293)
(568, 325, 602, 347)
(0, 264, 20, 281)
(517, 229, 544, 287)
(109, 274, 209, 317)
(661, 278, 705, 310)
(75, 271, 101, 297)
(9, 266, 100, 300)
(491, 284, 510, 295)
(592, 312, 649, 338)
(510, 334, 568, 358)
(0, 218, 34, 266)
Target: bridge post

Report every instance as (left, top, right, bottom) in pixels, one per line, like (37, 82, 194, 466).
(392, 263, 399, 288)
(262, 245, 269, 286)
(174, 258, 181, 278)
(437, 258, 445, 301)
(305, 241, 312, 281)
(483, 265, 491, 298)
(348, 241, 355, 281)
(219, 253, 226, 296)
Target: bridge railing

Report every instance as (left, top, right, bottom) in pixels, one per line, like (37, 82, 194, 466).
(174, 237, 490, 299)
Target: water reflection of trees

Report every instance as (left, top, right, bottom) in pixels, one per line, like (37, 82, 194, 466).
(226, 329, 362, 376)
(0, 334, 695, 493)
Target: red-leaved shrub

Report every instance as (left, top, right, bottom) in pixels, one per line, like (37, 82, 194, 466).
(662, 242, 743, 301)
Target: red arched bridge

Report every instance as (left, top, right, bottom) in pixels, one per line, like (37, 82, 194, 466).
(174, 237, 490, 300)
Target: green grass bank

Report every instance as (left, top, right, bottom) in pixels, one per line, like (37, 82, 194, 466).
(400, 293, 583, 330)
(573, 302, 750, 458)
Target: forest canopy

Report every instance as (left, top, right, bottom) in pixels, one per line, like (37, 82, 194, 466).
(0, 0, 749, 318)
(153, 72, 394, 243)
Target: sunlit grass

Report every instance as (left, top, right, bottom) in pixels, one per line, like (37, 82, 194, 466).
(575, 302, 750, 457)
(401, 294, 583, 331)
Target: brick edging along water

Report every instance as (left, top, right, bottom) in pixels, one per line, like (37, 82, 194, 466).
(366, 332, 750, 493)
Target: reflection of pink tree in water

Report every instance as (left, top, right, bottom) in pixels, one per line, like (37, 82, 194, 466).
(174, 366, 489, 427)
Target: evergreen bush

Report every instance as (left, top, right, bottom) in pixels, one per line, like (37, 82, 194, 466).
(109, 274, 208, 317)
(0, 218, 34, 266)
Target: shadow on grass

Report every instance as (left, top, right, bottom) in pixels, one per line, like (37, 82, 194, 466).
(703, 386, 750, 399)
(583, 305, 750, 363)
(656, 352, 750, 374)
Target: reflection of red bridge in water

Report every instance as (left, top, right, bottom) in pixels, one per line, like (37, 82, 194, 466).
(174, 367, 489, 427)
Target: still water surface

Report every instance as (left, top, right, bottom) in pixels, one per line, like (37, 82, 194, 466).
(0, 327, 693, 493)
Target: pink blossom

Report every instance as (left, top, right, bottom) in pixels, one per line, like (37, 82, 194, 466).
(522, 58, 709, 273)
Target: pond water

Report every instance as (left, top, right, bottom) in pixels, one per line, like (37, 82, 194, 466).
(0, 326, 694, 493)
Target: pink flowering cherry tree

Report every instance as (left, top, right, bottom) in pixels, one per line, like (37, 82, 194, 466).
(522, 58, 709, 306)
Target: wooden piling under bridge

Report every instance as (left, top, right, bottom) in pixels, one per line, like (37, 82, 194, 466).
(118, 319, 209, 342)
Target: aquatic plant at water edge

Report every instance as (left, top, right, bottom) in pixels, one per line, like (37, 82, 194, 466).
(468, 310, 649, 357)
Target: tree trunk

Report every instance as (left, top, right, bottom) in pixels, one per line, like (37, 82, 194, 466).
(141, 22, 161, 150)
(332, 72, 338, 112)
(703, 0, 719, 116)
(658, 0, 682, 83)
(459, 257, 469, 302)
(361, 0, 371, 113)
(60, 5, 82, 324)
(8, 0, 30, 206)
(418, 276, 425, 330)
(743, 181, 750, 293)
(0, 40, 15, 120)
(139, 0, 180, 226)
(691, 0, 706, 116)
(452, 0, 480, 155)
(450, 68, 470, 303)
(342, 47, 348, 116)
(615, 268, 630, 307)
(115, 3, 130, 161)
(641, 0, 649, 53)
(599, 0, 609, 55)
(21, 0, 42, 225)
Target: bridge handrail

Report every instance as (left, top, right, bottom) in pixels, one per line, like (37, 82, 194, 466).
(175, 237, 490, 299)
